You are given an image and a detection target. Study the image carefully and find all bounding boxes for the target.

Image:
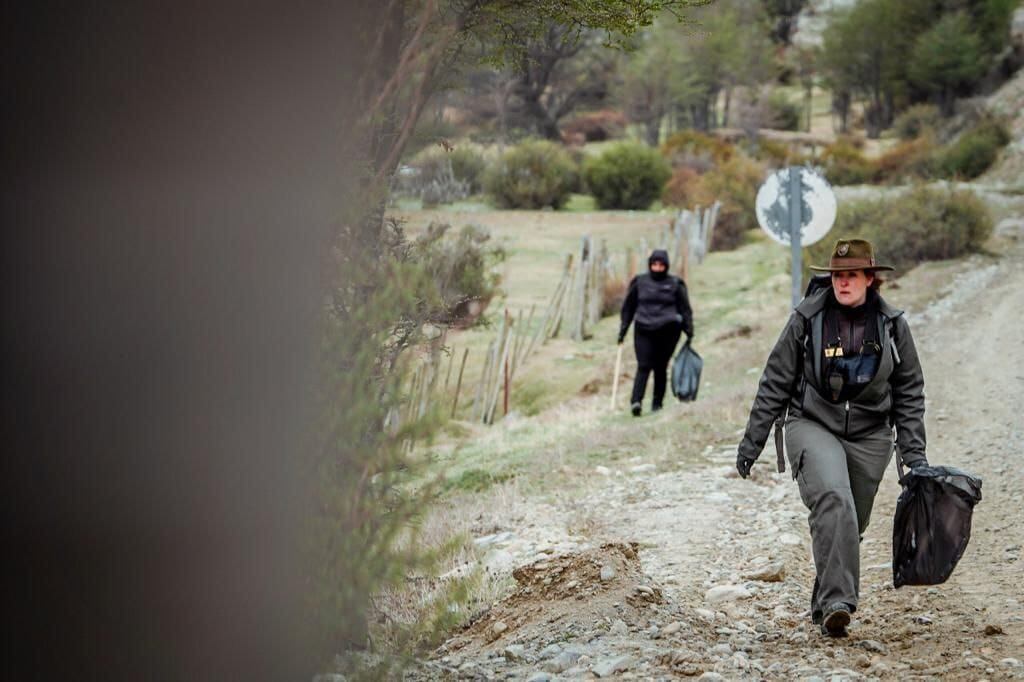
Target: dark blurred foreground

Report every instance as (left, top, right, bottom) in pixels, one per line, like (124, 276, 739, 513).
(3, 4, 370, 679)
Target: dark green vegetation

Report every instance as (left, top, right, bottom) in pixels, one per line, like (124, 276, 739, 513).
(805, 185, 994, 277)
(821, 0, 1018, 135)
(582, 142, 672, 210)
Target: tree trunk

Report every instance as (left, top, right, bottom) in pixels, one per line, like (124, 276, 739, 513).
(522, 92, 561, 140)
(804, 83, 813, 133)
(692, 102, 709, 131)
(645, 115, 661, 146)
(832, 91, 850, 134)
(866, 87, 884, 139)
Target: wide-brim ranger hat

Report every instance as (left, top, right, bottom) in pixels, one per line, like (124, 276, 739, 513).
(810, 238, 895, 272)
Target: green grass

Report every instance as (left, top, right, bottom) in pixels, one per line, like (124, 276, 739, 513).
(444, 467, 514, 493)
(563, 193, 597, 212)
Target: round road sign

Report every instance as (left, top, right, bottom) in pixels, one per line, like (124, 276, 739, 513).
(755, 166, 836, 247)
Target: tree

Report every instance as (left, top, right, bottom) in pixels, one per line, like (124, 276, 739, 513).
(908, 13, 987, 116)
(511, 26, 616, 139)
(819, 0, 1012, 136)
(631, 1, 772, 133)
(615, 21, 700, 145)
(820, 0, 901, 137)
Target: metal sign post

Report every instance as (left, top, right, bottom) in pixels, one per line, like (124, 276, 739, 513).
(789, 167, 802, 309)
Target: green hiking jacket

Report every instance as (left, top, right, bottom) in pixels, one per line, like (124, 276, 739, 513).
(739, 288, 927, 466)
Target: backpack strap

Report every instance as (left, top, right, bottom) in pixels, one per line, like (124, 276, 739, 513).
(889, 319, 902, 365)
(773, 316, 810, 473)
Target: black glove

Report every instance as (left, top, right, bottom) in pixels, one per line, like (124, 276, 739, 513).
(617, 330, 626, 344)
(736, 452, 757, 479)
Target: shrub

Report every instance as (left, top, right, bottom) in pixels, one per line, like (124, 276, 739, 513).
(562, 109, 628, 143)
(805, 185, 993, 276)
(411, 222, 505, 326)
(483, 140, 577, 209)
(661, 167, 703, 208)
(873, 136, 938, 183)
(660, 130, 735, 172)
(893, 104, 942, 140)
(935, 117, 1011, 180)
(600, 275, 630, 318)
(744, 137, 806, 167)
(315, 215, 477, 669)
(582, 142, 671, 210)
(766, 91, 802, 131)
(820, 138, 874, 185)
(448, 144, 489, 195)
(406, 146, 471, 206)
(691, 156, 767, 251)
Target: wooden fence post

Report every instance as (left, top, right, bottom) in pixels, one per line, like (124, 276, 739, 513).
(451, 347, 469, 419)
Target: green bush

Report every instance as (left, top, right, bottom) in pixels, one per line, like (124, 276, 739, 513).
(411, 222, 505, 326)
(582, 141, 671, 210)
(892, 104, 942, 140)
(483, 140, 577, 209)
(406, 146, 471, 206)
(766, 91, 802, 132)
(805, 185, 993, 276)
(448, 144, 488, 195)
(935, 118, 1011, 180)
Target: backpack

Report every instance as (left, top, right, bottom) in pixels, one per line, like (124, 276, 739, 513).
(892, 464, 983, 587)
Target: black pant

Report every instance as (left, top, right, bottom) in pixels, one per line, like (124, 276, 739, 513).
(631, 323, 682, 408)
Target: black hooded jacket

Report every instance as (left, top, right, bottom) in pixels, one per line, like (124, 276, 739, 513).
(619, 249, 693, 340)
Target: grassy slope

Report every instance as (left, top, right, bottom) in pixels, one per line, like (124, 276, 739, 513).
(396, 200, 808, 496)
(397, 174, 1019, 507)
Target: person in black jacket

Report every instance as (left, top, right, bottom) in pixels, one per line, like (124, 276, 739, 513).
(618, 249, 693, 416)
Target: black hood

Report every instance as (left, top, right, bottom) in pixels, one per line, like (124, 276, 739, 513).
(649, 249, 670, 280)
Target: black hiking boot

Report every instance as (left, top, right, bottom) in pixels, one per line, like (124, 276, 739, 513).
(631, 402, 642, 417)
(651, 403, 663, 413)
(820, 602, 852, 638)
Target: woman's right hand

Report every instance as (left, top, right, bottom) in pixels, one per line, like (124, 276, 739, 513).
(736, 452, 757, 479)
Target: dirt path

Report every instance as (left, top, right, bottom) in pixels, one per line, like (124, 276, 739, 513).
(415, 220, 1024, 681)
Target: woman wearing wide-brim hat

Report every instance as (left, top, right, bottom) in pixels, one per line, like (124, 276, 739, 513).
(735, 238, 928, 637)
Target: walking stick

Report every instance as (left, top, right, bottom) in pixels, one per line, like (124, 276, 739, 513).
(610, 343, 624, 410)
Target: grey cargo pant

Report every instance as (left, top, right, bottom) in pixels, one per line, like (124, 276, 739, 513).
(785, 417, 894, 621)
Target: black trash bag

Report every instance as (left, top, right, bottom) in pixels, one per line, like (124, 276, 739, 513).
(892, 464, 982, 588)
(671, 340, 702, 402)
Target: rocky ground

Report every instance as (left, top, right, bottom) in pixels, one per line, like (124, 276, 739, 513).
(408, 215, 1024, 680)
